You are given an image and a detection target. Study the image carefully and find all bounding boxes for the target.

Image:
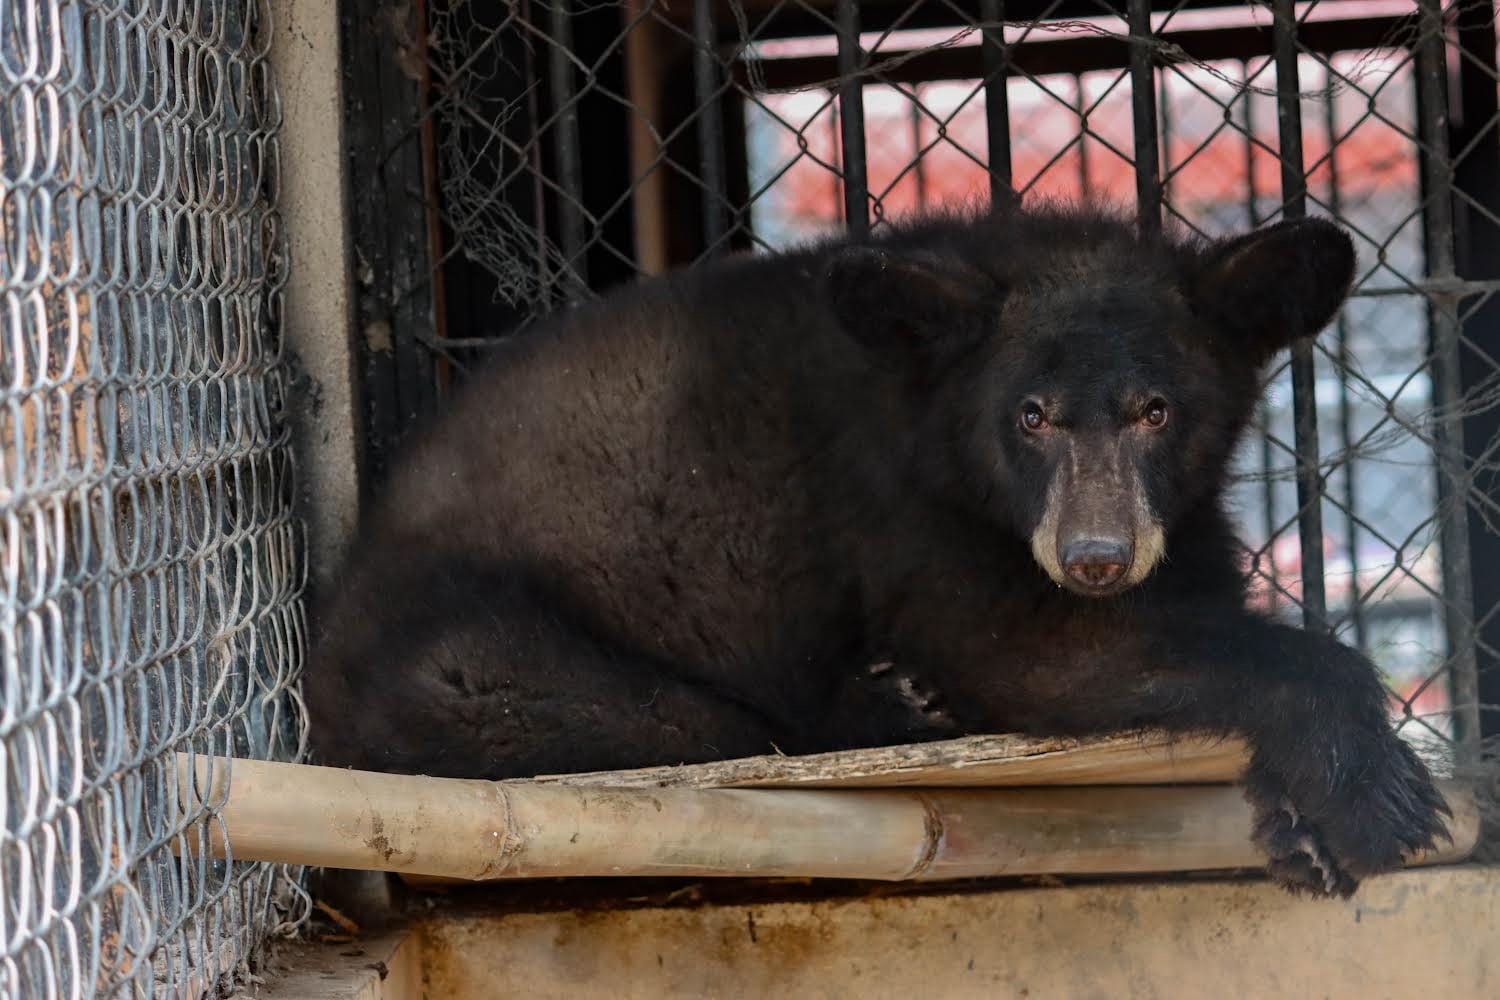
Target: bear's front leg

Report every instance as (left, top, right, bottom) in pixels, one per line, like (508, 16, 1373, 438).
(1223, 627, 1454, 897)
(905, 602, 1453, 897)
(1075, 611, 1448, 896)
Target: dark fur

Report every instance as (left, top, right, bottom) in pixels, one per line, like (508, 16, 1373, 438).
(307, 199, 1449, 897)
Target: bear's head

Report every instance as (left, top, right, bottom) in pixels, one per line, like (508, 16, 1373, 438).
(825, 207, 1356, 597)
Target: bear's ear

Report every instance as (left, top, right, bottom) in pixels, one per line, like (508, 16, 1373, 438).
(1189, 217, 1356, 363)
(824, 246, 995, 358)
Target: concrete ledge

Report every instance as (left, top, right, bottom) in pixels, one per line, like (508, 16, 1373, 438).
(255, 865, 1498, 998)
(245, 932, 419, 1000)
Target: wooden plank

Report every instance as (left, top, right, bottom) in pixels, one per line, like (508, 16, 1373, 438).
(529, 732, 1251, 789)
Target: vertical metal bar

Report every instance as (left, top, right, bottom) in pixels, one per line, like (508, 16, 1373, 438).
(1447, 0, 1500, 745)
(909, 95, 928, 207)
(1156, 70, 1172, 207)
(1415, 0, 1480, 757)
(1322, 78, 1367, 652)
(835, 0, 869, 235)
(1272, 0, 1327, 628)
(1241, 64, 1260, 231)
(522, 0, 552, 313)
(830, 93, 844, 208)
(1127, 0, 1161, 232)
(548, 0, 589, 292)
(1244, 64, 1280, 613)
(979, 0, 1013, 200)
(1076, 75, 1091, 196)
(693, 0, 729, 253)
(411, 0, 452, 392)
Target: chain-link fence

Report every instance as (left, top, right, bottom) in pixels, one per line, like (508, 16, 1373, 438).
(1, 1, 308, 997)
(339, 0, 1500, 776)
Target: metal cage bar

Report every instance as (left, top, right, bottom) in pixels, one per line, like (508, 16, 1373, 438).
(1127, 0, 1162, 231)
(836, 0, 870, 234)
(1415, 0, 1481, 758)
(1322, 84, 1368, 652)
(979, 0, 1013, 197)
(1272, 0, 1329, 629)
(1242, 64, 1284, 617)
(694, 0, 731, 252)
(548, 0, 590, 291)
(1451, 0, 1500, 744)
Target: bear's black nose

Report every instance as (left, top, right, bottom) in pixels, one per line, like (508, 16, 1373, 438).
(1061, 538, 1131, 590)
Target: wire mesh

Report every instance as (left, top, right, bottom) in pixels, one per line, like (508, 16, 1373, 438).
(356, 0, 1499, 775)
(1, 1, 308, 997)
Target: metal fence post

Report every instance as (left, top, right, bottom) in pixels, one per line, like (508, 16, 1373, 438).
(836, 0, 870, 235)
(1415, 0, 1481, 760)
(1272, 0, 1329, 629)
(1127, 0, 1161, 232)
(548, 0, 590, 293)
(694, 0, 731, 252)
(979, 0, 1013, 200)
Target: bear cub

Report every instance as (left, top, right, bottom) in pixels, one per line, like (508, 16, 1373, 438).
(307, 198, 1450, 898)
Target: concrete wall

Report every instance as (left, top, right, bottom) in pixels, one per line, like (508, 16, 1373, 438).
(256, 866, 1498, 998)
(271, 0, 364, 594)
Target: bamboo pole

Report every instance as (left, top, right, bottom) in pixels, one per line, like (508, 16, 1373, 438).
(173, 754, 1480, 882)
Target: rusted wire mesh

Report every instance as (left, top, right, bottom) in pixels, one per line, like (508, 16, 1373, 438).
(1, 1, 308, 997)
(346, 0, 1498, 775)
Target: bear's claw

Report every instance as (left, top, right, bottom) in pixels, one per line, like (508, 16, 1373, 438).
(1243, 736, 1450, 899)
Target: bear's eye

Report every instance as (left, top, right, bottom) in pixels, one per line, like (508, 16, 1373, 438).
(1020, 402, 1048, 433)
(1142, 398, 1169, 429)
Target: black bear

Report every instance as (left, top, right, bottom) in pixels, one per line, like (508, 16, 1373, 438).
(307, 198, 1449, 897)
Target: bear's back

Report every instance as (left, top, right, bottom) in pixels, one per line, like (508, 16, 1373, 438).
(362, 247, 880, 684)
